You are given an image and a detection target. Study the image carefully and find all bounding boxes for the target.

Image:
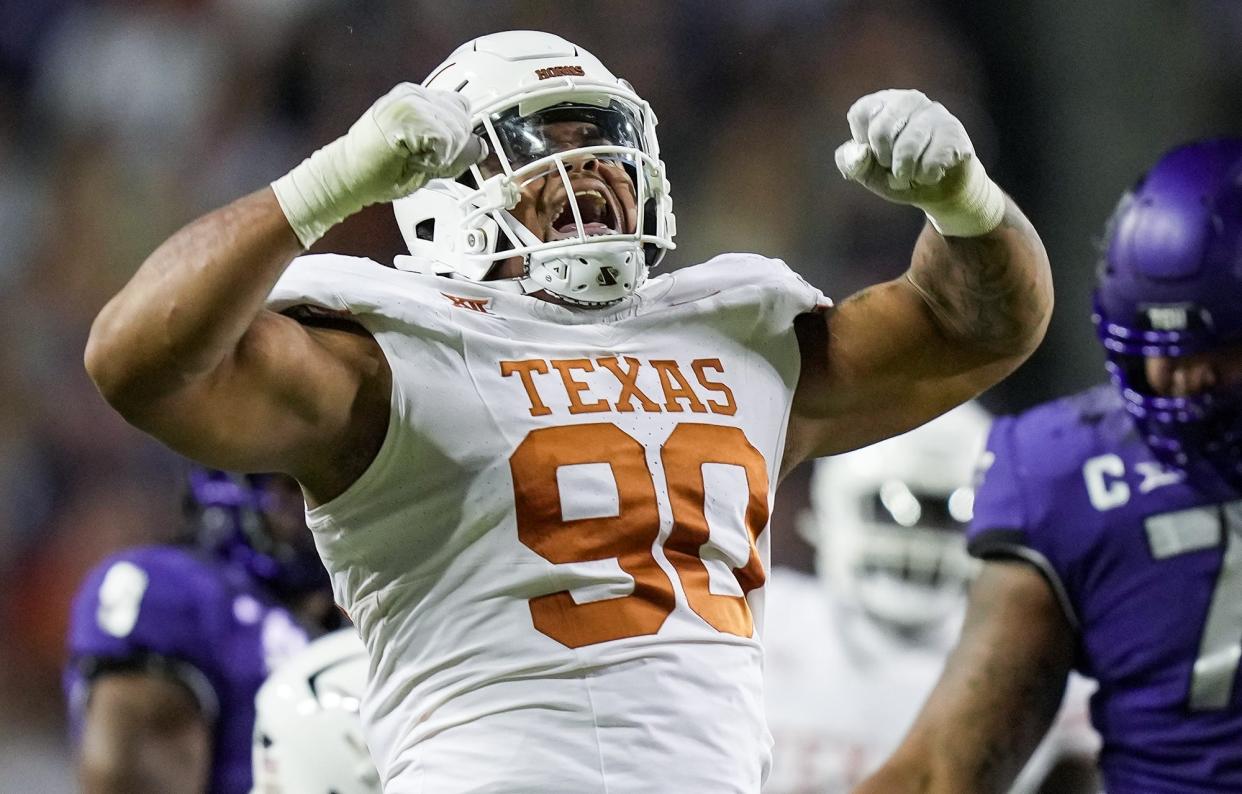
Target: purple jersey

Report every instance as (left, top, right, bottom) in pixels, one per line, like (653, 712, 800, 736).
(969, 385, 1242, 793)
(64, 545, 310, 794)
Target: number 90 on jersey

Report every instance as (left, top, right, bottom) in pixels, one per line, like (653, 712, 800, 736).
(510, 421, 769, 648)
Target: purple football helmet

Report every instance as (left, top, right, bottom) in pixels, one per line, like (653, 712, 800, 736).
(185, 466, 329, 597)
(1094, 138, 1242, 486)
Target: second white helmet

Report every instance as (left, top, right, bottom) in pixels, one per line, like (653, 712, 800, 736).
(251, 630, 378, 794)
(393, 30, 676, 307)
(802, 402, 991, 630)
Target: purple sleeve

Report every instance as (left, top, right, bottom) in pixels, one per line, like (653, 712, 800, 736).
(65, 547, 222, 719)
(967, 416, 1080, 631)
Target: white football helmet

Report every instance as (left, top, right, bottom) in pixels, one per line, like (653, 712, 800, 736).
(251, 630, 378, 794)
(802, 402, 991, 631)
(393, 30, 676, 307)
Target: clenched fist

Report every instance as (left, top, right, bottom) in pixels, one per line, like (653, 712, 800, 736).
(273, 83, 485, 247)
(834, 89, 1005, 238)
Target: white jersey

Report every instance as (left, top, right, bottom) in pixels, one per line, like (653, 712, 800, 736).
(763, 569, 1100, 794)
(267, 253, 828, 793)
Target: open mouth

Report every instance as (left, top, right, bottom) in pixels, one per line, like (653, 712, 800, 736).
(547, 185, 621, 240)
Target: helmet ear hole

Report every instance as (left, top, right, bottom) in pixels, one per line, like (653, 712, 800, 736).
(415, 220, 435, 242)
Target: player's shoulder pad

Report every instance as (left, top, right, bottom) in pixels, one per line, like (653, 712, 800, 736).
(268, 254, 382, 311)
(68, 545, 229, 661)
(971, 391, 1104, 533)
(269, 253, 482, 324)
(270, 255, 407, 315)
(1004, 384, 1121, 480)
(675, 252, 824, 292)
(660, 253, 830, 321)
(282, 253, 389, 285)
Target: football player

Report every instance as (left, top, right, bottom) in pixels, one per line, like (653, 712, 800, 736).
(250, 629, 378, 794)
(83, 30, 1052, 791)
(65, 468, 334, 793)
(855, 139, 1242, 794)
(764, 403, 1100, 793)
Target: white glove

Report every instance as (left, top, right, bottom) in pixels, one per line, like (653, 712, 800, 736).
(272, 83, 484, 247)
(833, 89, 1005, 238)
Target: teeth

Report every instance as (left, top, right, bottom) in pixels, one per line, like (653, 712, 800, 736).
(551, 188, 609, 227)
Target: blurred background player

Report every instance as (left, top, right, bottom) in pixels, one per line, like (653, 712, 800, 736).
(855, 138, 1242, 793)
(64, 467, 337, 794)
(251, 629, 379, 794)
(764, 403, 1100, 793)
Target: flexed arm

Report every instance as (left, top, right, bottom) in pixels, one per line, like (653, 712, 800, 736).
(785, 91, 1051, 469)
(84, 86, 479, 488)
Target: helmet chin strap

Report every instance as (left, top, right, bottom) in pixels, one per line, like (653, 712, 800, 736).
(502, 210, 557, 296)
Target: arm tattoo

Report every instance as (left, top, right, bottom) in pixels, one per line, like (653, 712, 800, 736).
(906, 199, 1052, 355)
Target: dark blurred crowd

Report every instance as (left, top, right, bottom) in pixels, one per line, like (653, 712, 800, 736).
(2, 0, 1241, 787)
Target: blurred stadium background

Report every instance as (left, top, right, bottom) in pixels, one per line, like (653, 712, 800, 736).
(2, 0, 1240, 787)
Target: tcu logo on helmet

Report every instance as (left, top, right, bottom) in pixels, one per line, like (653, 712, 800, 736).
(1144, 305, 1190, 331)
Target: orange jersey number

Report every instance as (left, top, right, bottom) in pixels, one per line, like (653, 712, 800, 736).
(510, 422, 769, 648)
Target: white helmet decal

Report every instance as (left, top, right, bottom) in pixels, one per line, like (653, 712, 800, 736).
(802, 402, 992, 630)
(392, 30, 676, 307)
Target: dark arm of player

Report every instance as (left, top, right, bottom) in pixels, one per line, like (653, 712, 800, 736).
(83, 189, 389, 501)
(84, 187, 302, 413)
(1035, 753, 1101, 794)
(82, 84, 464, 498)
(78, 672, 211, 794)
(784, 199, 1051, 470)
(851, 559, 1075, 794)
(83, 189, 332, 471)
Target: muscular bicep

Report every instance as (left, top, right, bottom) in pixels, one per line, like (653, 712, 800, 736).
(122, 311, 389, 484)
(785, 275, 1013, 465)
(855, 560, 1075, 794)
(786, 206, 1049, 466)
(78, 672, 210, 794)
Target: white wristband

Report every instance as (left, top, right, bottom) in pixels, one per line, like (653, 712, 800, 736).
(269, 84, 481, 248)
(920, 155, 1007, 238)
(271, 142, 365, 249)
